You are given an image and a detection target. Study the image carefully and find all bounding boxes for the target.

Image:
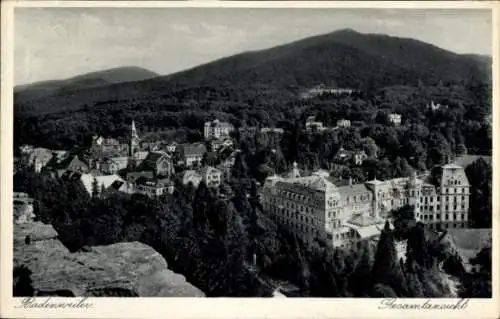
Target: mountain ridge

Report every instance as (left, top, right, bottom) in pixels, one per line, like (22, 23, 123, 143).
(15, 66, 159, 105)
(15, 29, 490, 118)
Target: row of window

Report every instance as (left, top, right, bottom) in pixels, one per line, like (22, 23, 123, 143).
(426, 222, 468, 230)
(420, 213, 467, 221)
(276, 191, 322, 207)
(272, 215, 319, 236)
(346, 193, 370, 204)
(270, 206, 317, 226)
(441, 187, 468, 194)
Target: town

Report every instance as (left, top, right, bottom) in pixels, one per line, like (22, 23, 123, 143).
(11, 17, 492, 300)
(14, 106, 492, 297)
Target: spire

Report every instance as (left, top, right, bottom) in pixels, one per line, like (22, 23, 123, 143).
(131, 120, 139, 140)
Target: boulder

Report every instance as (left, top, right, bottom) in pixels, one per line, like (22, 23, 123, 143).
(14, 221, 205, 297)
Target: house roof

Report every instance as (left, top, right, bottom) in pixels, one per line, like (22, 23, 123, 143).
(179, 170, 202, 185)
(108, 156, 129, 164)
(136, 176, 172, 188)
(347, 213, 382, 227)
(80, 174, 124, 195)
(338, 183, 371, 197)
(144, 151, 169, 163)
(348, 223, 384, 239)
(179, 143, 207, 157)
(29, 148, 54, 163)
(125, 171, 154, 181)
(199, 166, 221, 175)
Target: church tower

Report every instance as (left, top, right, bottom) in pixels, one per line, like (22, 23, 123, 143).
(128, 120, 140, 168)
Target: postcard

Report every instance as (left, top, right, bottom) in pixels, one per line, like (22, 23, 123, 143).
(1, 1, 498, 318)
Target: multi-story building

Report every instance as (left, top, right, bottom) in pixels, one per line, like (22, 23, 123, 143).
(261, 127, 285, 134)
(138, 151, 175, 177)
(420, 164, 470, 230)
(100, 156, 129, 175)
(204, 119, 234, 140)
(179, 170, 202, 188)
(135, 176, 174, 197)
(176, 143, 207, 168)
(388, 113, 402, 126)
(334, 148, 368, 166)
(260, 162, 470, 249)
(199, 166, 222, 188)
(305, 116, 325, 132)
(336, 119, 351, 128)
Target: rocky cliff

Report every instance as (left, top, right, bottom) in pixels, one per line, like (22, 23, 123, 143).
(13, 220, 205, 297)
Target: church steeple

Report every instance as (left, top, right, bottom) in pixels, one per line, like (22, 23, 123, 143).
(129, 120, 140, 159)
(131, 120, 139, 141)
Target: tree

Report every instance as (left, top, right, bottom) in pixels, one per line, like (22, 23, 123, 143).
(371, 221, 407, 296)
(465, 158, 492, 228)
(361, 137, 378, 158)
(348, 243, 374, 296)
(91, 177, 99, 199)
(406, 223, 430, 268)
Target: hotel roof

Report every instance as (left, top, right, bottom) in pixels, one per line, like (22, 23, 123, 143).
(338, 183, 371, 197)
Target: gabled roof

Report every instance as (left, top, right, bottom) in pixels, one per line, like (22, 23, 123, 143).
(144, 151, 169, 163)
(179, 143, 207, 157)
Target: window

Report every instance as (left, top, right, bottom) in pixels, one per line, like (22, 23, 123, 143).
(453, 213, 457, 220)
(437, 214, 441, 219)
(445, 214, 449, 220)
(437, 205, 440, 210)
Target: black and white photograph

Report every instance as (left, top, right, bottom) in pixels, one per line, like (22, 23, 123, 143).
(5, 1, 495, 308)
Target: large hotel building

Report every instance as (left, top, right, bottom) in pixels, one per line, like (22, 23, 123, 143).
(260, 162, 470, 249)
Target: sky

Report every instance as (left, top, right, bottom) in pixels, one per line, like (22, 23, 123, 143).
(14, 7, 492, 86)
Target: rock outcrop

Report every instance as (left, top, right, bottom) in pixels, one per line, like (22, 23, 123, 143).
(14, 221, 205, 297)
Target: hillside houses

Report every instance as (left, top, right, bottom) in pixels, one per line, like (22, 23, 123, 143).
(204, 119, 234, 140)
(138, 151, 175, 177)
(176, 143, 207, 168)
(333, 147, 368, 166)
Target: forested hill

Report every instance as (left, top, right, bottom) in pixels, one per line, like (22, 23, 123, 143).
(14, 67, 159, 108)
(15, 29, 490, 118)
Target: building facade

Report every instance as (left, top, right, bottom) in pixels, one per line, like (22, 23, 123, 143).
(176, 143, 207, 168)
(305, 116, 325, 132)
(260, 162, 470, 249)
(204, 119, 234, 140)
(388, 113, 402, 126)
(200, 166, 222, 188)
(336, 119, 351, 128)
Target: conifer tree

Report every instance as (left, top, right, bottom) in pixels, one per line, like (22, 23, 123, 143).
(91, 177, 99, 199)
(348, 243, 373, 296)
(371, 220, 407, 296)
